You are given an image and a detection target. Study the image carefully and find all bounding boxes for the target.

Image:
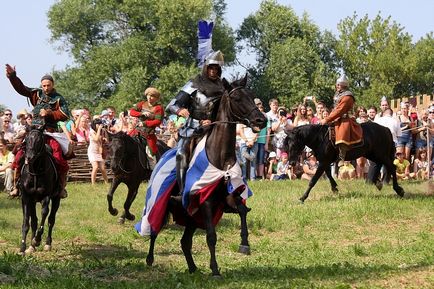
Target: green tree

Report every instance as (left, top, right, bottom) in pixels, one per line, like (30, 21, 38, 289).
(237, 0, 337, 108)
(48, 0, 236, 113)
(405, 34, 434, 95)
(336, 13, 414, 106)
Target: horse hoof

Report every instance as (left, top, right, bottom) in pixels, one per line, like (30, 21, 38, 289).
(146, 256, 154, 266)
(126, 214, 135, 221)
(298, 199, 305, 204)
(211, 273, 222, 278)
(375, 181, 383, 191)
(44, 244, 52, 251)
(109, 208, 119, 216)
(332, 188, 339, 193)
(118, 217, 125, 224)
(25, 246, 35, 255)
(31, 239, 41, 247)
(238, 245, 251, 255)
(397, 189, 405, 198)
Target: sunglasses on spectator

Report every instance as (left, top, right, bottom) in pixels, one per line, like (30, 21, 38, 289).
(4, 113, 11, 116)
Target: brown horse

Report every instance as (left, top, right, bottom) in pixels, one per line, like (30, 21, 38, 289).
(137, 75, 267, 276)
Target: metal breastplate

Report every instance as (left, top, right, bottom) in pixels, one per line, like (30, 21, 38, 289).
(190, 91, 217, 120)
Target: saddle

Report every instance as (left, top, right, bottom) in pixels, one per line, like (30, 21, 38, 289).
(133, 135, 153, 170)
(328, 125, 364, 149)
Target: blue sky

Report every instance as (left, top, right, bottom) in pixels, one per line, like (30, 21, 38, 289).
(1, 0, 433, 114)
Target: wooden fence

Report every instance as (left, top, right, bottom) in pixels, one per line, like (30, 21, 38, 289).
(67, 142, 113, 183)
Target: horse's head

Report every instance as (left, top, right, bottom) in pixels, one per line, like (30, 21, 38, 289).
(285, 127, 306, 166)
(25, 126, 46, 162)
(221, 75, 267, 132)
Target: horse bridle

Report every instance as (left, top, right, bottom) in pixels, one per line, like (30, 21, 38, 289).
(213, 86, 258, 127)
(25, 130, 57, 180)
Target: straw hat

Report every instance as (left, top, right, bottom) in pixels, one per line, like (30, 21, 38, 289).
(17, 109, 29, 119)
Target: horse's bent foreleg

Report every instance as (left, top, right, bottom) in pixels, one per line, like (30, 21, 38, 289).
(146, 235, 157, 266)
(45, 196, 61, 251)
(324, 165, 338, 192)
(32, 197, 50, 248)
(121, 183, 140, 222)
(300, 165, 327, 203)
(107, 178, 121, 216)
(237, 203, 250, 255)
(181, 224, 198, 274)
(200, 201, 220, 276)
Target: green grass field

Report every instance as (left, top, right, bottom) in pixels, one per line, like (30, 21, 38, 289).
(0, 179, 433, 288)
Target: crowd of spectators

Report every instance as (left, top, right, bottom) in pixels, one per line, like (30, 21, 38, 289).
(234, 96, 434, 183)
(0, 96, 433, 194)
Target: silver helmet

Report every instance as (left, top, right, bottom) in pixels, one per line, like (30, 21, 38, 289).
(205, 50, 224, 66)
(336, 74, 349, 86)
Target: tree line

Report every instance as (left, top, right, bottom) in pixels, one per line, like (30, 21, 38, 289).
(47, 0, 434, 112)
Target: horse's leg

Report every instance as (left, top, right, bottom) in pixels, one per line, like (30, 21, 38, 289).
(146, 234, 157, 266)
(324, 165, 338, 193)
(366, 161, 383, 190)
(25, 200, 38, 254)
(200, 201, 220, 276)
(383, 160, 405, 197)
(299, 164, 327, 203)
(237, 203, 250, 255)
(32, 197, 50, 248)
(121, 182, 139, 223)
(180, 223, 198, 274)
(107, 178, 121, 216)
(44, 196, 61, 251)
(20, 197, 31, 254)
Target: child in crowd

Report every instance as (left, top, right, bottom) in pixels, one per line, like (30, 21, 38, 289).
(393, 152, 413, 180)
(301, 153, 319, 181)
(272, 152, 294, 180)
(413, 149, 429, 180)
(338, 161, 356, 180)
(266, 151, 278, 180)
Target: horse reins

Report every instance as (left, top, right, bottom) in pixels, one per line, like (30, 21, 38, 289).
(209, 86, 258, 126)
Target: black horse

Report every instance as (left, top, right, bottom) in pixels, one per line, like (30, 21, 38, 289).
(19, 126, 61, 255)
(285, 123, 405, 202)
(107, 132, 168, 224)
(141, 76, 267, 276)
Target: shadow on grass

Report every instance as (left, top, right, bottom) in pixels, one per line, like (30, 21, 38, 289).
(223, 261, 432, 284)
(70, 243, 144, 260)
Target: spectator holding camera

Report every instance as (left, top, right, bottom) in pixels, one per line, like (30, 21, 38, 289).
(88, 118, 109, 185)
(271, 107, 293, 158)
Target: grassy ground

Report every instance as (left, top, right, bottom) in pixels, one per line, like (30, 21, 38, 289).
(0, 179, 433, 288)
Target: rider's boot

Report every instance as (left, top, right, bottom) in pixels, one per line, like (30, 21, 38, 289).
(337, 143, 350, 167)
(58, 172, 68, 199)
(9, 169, 20, 197)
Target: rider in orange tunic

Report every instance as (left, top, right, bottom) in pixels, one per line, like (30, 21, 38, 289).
(129, 87, 164, 156)
(321, 75, 363, 167)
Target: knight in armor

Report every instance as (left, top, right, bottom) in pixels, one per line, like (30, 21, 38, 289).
(320, 74, 363, 167)
(129, 87, 164, 163)
(5, 64, 71, 198)
(166, 50, 225, 192)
